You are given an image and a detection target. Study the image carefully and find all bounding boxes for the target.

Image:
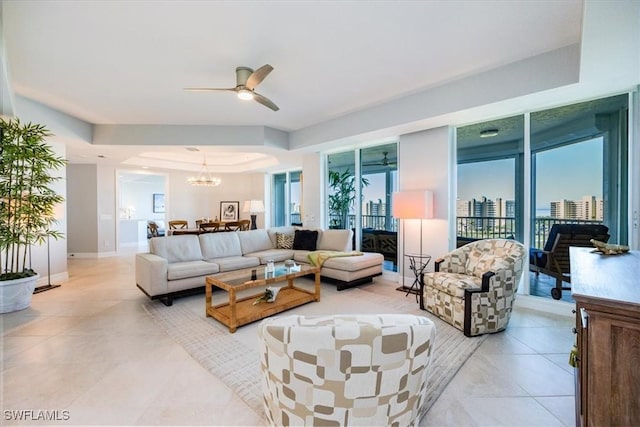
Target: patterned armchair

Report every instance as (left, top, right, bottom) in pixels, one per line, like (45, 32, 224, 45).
(420, 239, 526, 337)
(258, 314, 436, 426)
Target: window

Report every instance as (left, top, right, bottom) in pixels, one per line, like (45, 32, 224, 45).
(272, 170, 302, 227)
(327, 143, 398, 271)
(456, 115, 525, 245)
(455, 94, 629, 301)
(531, 95, 629, 245)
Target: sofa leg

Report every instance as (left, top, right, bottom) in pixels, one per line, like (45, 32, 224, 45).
(160, 296, 173, 307)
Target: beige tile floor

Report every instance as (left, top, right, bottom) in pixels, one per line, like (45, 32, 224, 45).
(1, 254, 576, 426)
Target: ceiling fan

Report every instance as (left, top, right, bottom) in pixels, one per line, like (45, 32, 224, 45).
(363, 152, 397, 167)
(184, 64, 279, 111)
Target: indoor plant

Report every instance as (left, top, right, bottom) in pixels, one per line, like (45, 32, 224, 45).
(328, 169, 369, 229)
(0, 118, 65, 313)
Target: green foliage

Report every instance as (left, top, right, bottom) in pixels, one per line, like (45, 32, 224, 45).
(0, 118, 66, 280)
(328, 169, 369, 229)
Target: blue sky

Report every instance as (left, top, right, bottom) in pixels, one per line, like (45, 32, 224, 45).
(457, 137, 603, 208)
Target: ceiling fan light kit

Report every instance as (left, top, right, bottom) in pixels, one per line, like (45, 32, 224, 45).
(184, 64, 279, 111)
(237, 89, 254, 100)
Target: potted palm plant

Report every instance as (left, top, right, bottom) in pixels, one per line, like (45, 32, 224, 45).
(0, 118, 66, 313)
(328, 169, 369, 229)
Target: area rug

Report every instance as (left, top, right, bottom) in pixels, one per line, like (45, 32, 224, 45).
(143, 279, 487, 420)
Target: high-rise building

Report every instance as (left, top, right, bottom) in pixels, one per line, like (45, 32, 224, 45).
(456, 199, 471, 217)
(549, 196, 603, 220)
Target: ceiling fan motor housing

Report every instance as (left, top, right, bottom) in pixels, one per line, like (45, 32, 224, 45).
(235, 67, 253, 87)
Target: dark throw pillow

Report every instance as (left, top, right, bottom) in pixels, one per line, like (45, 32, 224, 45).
(292, 229, 318, 251)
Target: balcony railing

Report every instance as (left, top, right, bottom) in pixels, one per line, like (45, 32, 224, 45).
(327, 214, 398, 232)
(456, 216, 604, 249)
(293, 214, 603, 252)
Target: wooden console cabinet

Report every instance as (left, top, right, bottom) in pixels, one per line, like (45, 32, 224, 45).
(570, 247, 640, 427)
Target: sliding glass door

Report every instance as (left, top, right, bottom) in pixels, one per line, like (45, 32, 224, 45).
(326, 143, 398, 271)
(456, 93, 629, 301)
(272, 170, 302, 227)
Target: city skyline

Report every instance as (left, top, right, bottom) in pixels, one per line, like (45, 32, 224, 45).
(339, 137, 603, 215)
(458, 137, 603, 209)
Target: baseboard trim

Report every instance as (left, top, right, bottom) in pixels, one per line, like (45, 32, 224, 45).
(514, 294, 574, 317)
(68, 252, 118, 258)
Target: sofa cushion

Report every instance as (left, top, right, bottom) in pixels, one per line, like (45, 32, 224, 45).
(425, 272, 481, 298)
(267, 226, 298, 247)
(150, 235, 203, 263)
(199, 232, 242, 260)
(238, 229, 274, 255)
(211, 256, 260, 272)
(167, 260, 219, 280)
(293, 229, 318, 251)
(317, 229, 352, 252)
(276, 232, 294, 249)
(320, 252, 384, 271)
(293, 250, 313, 264)
(244, 249, 294, 264)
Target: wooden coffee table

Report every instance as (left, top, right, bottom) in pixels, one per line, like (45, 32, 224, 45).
(205, 263, 320, 332)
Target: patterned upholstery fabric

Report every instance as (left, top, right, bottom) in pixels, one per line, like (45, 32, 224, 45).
(276, 232, 294, 249)
(422, 239, 526, 337)
(258, 314, 436, 427)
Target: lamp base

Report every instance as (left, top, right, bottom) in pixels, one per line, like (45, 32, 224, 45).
(250, 214, 257, 230)
(33, 283, 61, 294)
(395, 285, 420, 295)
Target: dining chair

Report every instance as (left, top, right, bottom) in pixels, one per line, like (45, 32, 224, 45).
(199, 221, 220, 233)
(224, 221, 241, 231)
(168, 220, 188, 229)
(239, 219, 251, 231)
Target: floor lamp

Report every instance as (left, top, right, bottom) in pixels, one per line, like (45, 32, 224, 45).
(243, 200, 265, 230)
(392, 190, 434, 293)
(33, 232, 61, 293)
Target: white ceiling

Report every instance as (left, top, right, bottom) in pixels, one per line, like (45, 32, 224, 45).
(2, 0, 584, 171)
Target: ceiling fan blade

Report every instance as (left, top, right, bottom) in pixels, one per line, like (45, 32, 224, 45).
(183, 87, 237, 92)
(253, 92, 279, 111)
(246, 64, 273, 90)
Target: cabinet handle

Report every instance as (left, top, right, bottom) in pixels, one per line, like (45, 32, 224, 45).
(572, 327, 577, 334)
(580, 308, 589, 329)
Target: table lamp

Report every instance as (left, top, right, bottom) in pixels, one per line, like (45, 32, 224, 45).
(243, 200, 265, 230)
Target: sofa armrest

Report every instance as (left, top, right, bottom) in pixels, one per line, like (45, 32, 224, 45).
(135, 253, 169, 297)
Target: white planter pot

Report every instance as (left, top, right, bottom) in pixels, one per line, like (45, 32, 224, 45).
(0, 274, 39, 313)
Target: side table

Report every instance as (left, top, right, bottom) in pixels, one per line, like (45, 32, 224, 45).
(396, 253, 431, 300)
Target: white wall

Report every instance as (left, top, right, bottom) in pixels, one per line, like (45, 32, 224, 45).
(67, 167, 268, 255)
(166, 170, 266, 227)
(301, 153, 322, 229)
(397, 127, 451, 283)
(67, 164, 98, 254)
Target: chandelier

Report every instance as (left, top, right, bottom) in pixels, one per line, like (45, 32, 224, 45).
(188, 154, 221, 187)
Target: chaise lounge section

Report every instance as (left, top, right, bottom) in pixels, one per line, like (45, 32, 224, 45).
(135, 227, 384, 306)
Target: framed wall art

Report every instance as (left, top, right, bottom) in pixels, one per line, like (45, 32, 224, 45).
(153, 193, 165, 213)
(220, 201, 239, 221)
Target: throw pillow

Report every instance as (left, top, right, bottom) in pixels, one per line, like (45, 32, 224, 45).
(292, 229, 318, 251)
(276, 232, 294, 249)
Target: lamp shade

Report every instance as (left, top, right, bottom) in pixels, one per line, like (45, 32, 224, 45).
(243, 200, 265, 213)
(392, 190, 434, 219)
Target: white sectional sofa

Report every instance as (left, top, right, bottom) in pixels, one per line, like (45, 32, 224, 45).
(135, 227, 384, 306)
